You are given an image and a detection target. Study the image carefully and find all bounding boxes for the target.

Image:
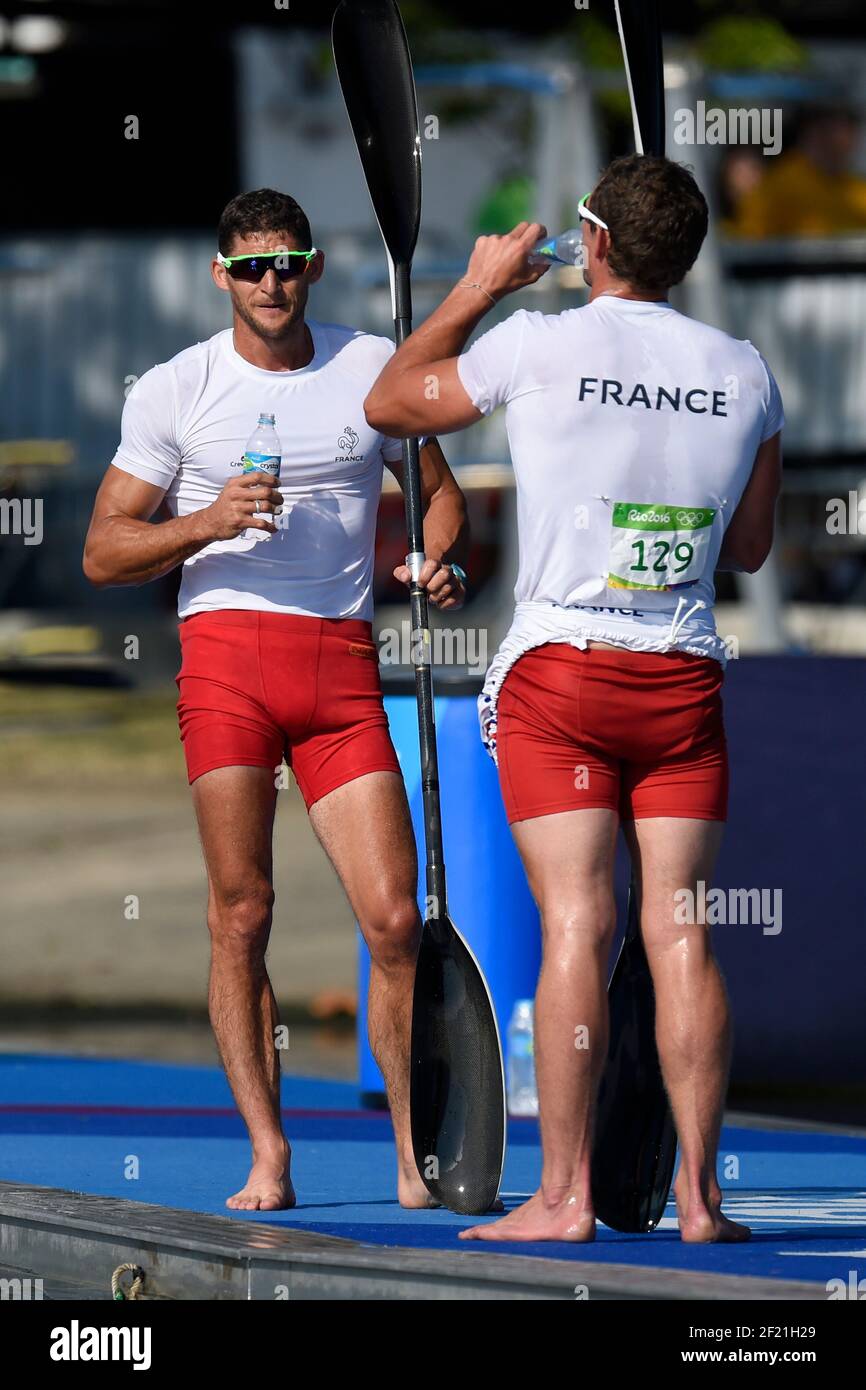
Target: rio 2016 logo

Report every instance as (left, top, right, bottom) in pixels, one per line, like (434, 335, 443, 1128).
(628, 507, 671, 525)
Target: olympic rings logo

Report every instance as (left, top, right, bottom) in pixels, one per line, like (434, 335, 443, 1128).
(624, 506, 711, 528)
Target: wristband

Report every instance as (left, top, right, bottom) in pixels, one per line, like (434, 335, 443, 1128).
(457, 281, 497, 307)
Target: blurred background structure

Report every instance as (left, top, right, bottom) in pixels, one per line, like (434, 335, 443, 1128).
(1, 1, 864, 1121)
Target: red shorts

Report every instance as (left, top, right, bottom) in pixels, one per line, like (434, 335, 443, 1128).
(496, 643, 728, 825)
(175, 610, 400, 809)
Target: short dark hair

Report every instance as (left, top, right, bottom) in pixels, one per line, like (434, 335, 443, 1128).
(217, 189, 313, 256)
(590, 155, 708, 293)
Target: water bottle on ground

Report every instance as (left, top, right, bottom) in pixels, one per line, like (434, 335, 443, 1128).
(507, 998, 539, 1117)
(528, 228, 584, 268)
(242, 412, 281, 541)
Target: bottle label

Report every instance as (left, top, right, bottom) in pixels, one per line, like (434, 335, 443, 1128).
(242, 451, 280, 477)
(532, 238, 565, 264)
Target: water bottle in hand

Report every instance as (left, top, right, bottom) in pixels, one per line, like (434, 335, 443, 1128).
(528, 228, 585, 269)
(242, 412, 282, 542)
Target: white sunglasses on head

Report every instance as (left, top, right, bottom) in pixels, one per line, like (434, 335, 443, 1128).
(577, 193, 609, 231)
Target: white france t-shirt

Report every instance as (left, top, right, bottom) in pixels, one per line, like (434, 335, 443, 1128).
(110, 321, 406, 620)
(457, 295, 784, 627)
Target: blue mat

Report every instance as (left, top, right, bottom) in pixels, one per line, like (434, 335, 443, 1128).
(2, 1054, 864, 1287)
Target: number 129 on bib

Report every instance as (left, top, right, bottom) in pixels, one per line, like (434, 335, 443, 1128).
(607, 502, 716, 592)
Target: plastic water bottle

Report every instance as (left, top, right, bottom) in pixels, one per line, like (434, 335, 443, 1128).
(507, 999, 539, 1117)
(528, 228, 584, 268)
(242, 412, 281, 541)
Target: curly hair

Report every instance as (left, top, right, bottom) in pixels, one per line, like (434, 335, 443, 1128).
(589, 155, 708, 293)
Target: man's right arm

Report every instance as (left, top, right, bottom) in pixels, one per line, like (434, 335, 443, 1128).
(82, 465, 282, 588)
(716, 432, 782, 574)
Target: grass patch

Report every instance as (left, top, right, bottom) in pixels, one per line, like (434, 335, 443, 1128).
(0, 683, 187, 788)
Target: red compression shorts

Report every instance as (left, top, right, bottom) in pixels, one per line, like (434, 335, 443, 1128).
(495, 643, 728, 825)
(175, 610, 400, 809)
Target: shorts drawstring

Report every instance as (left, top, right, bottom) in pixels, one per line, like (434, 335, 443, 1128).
(666, 596, 707, 647)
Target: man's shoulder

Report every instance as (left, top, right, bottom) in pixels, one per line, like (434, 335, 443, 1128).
(652, 312, 777, 407)
(312, 320, 397, 378)
(471, 306, 563, 349)
(672, 311, 769, 371)
(498, 304, 600, 339)
(165, 330, 231, 374)
(132, 331, 230, 394)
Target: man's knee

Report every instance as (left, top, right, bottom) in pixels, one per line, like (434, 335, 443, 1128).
(362, 896, 420, 968)
(541, 893, 616, 957)
(207, 880, 275, 952)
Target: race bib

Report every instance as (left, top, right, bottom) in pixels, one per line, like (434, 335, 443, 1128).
(607, 501, 716, 592)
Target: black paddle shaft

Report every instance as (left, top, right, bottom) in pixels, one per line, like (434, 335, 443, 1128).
(333, 0, 505, 1213)
(331, 0, 447, 931)
(393, 271, 448, 929)
(591, 883, 678, 1231)
(615, 0, 665, 157)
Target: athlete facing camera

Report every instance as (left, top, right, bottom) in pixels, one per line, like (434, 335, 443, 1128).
(83, 188, 470, 1213)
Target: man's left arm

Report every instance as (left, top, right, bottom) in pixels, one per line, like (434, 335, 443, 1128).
(384, 436, 469, 612)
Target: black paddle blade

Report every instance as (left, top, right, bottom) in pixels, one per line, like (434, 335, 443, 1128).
(591, 889, 678, 1232)
(614, 0, 666, 157)
(332, 0, 422, 267)
(410, 916, 505, 1215)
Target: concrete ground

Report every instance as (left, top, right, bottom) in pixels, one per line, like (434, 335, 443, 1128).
(0, 782, 357, 1009)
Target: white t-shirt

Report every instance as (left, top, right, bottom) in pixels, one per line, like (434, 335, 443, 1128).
(455, 295, 784, 760)
(458, 295, 784, 623)
(110, 322, 406, 620)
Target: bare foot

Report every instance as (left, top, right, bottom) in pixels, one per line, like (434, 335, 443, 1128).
(227, 1144, 295, 1212)
(397, 1164, 505, 1212)
(675, 1178, 750, 1243)
(398, 1166, 443, 1209)
(459, 1187, 595, 1243)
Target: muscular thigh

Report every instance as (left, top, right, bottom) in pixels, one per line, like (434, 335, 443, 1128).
(624, 816, 725, 957)
(511, 807, 619, 948)
(308, 770, 418, 922)
(191, 765, 278, 902)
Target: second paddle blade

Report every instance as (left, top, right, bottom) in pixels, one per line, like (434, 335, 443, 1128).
(331, 0, 421, 268)
(591, 916, 678, 1232)
(410, 916, 505, 1215)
